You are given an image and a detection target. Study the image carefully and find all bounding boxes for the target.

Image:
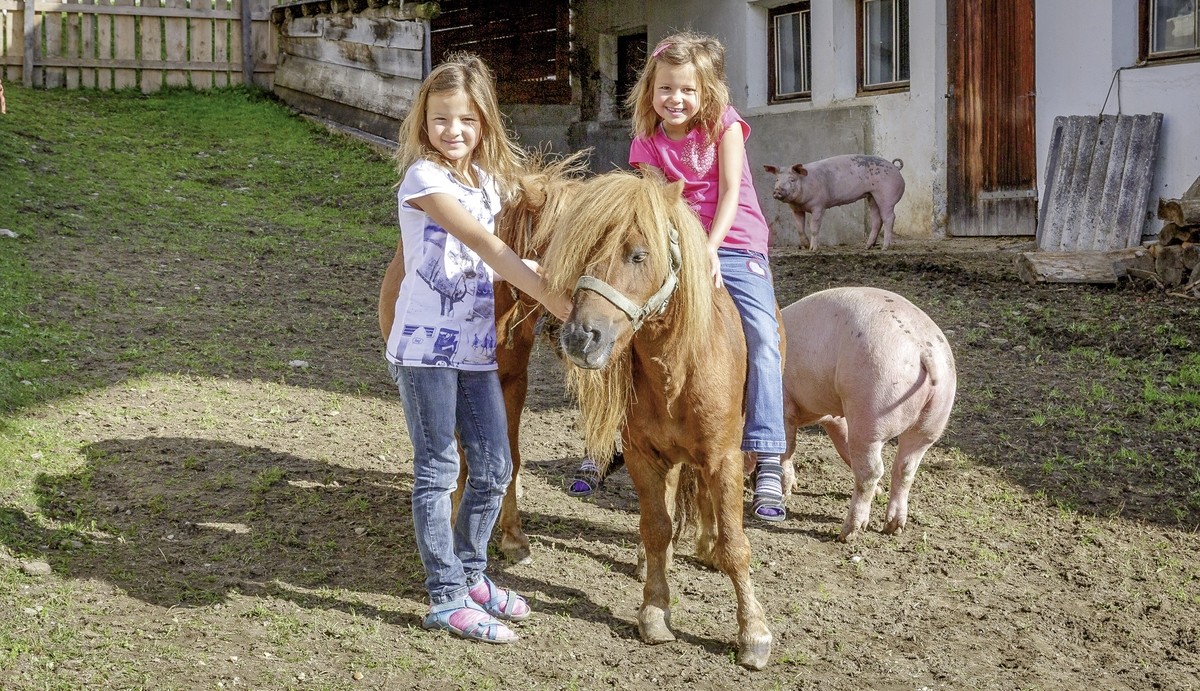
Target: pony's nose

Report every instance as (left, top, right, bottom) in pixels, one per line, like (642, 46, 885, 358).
(559, 320, 611, 370)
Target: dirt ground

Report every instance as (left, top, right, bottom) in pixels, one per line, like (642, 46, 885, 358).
(7, 235, 1200, 690)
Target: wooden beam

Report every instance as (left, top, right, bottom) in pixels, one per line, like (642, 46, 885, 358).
(242, 0, 254, 86)
(1015, 248, 1147, 285)
(23, 0, 35, 86)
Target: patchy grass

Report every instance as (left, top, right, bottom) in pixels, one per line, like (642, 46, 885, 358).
(2, 84, 1200, 690)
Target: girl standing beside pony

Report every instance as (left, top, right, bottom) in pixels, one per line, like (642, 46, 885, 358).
(385, 52, 572, 644)
(623, 31, 790, 522)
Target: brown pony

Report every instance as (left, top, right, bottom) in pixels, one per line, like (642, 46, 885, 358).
(542, 171, 773, 670)
(378, 150, 590, 565)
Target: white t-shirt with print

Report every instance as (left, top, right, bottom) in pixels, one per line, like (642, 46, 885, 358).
(385, 158, 501, 370)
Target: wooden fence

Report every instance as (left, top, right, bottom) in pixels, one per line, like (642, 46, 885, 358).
(0, 0, 281, 91)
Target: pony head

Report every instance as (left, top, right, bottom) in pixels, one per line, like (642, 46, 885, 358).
(542, 170, 714, 457)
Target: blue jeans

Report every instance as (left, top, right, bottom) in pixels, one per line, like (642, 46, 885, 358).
(389, 363, 513, 605)
(719, 249, 787, 456)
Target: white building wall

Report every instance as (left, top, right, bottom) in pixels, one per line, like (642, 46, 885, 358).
(559, 0, 1200, 245)
(1035, 0, 1200, 205)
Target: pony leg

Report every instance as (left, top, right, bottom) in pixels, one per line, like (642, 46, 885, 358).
(636, 462, 679, 583)
(628, 457, 678, 645)
(840, 438, 886, 543)
(692, 472, 718, 569)
(705, 455, 772, 670)
(883, 432, 934, 535)
(495, 312, 536, 564)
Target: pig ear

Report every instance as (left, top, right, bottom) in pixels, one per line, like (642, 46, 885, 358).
(763, 164, 779, 174)
(791, 164, 808, 176)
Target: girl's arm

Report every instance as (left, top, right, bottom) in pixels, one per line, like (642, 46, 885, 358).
(705, 120, 746, 287)
(410, 192, 573, 321)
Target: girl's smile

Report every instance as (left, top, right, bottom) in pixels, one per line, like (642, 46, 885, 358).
(652, 62, 700, 140)
(425, 90, 480, 168)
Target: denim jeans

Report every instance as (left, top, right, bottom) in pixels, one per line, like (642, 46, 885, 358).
(718, 248, 788, 456)
(389, 363, 513, 605)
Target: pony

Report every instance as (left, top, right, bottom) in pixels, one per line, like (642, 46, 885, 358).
(542, 170, 773, 670)
(378, 150, 591, 565)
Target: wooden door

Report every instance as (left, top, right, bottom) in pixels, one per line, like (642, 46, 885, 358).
(947, 0, 1037, 236)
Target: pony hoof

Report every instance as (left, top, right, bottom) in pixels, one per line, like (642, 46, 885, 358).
(500, 540, 533, 565)
(737, 640, 772, 670)
(638, 609, 674, 644)
(640, 626, 676, 645)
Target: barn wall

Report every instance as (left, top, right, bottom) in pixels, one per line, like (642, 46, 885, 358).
(271, 4, 426, 142)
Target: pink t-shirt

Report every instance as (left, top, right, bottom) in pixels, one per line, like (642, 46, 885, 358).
(629, 106, 771, 256)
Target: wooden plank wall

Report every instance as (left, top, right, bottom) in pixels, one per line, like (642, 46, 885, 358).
(271, 4, 425, 141)
(0, 0, 281, 91)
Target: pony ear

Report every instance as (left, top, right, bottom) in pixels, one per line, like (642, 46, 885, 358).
(663, 178, 686, 201)
(791, 164, 808, 176)
(520, 177, 547, 207)
(763, 164, 779, 174)
(637, 164, 668, 184)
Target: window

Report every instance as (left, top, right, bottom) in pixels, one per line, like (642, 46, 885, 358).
(1142, 0, 1199, 61)
(769, 3, 812, 103)
(859, 0, 909, 91)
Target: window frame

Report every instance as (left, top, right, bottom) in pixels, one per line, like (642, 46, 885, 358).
(768, 2, 813, 104)
(856, 0, 910, 94)
(1139, 0, 1200, 64)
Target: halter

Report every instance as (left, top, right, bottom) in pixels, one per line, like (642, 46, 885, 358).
(572, 225, 682, 331)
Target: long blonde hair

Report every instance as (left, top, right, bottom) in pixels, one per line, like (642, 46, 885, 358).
(626, 31, 731, 148)
(393, 52, 525, 198)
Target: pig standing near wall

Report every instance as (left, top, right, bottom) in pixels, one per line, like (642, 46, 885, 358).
(764, 155, 905, 250)
(780, 287, 956, 542)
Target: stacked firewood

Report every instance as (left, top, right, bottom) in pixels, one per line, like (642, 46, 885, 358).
(1146, 176, 1200, 296)
(1114, 175, 1200, 297)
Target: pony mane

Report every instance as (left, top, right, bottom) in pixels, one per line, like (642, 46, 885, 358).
(497, 148, 591, 259)
(542, 171, 715, 458)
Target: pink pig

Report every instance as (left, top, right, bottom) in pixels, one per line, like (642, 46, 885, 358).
(780, 287, 956, 542)
(763, 155, 905, 251)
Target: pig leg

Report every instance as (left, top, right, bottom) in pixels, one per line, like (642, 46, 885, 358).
(877, 193, 898, 250)
(807, 208, 824, 251)
(865, 197, 883, 250)
(882, 431, 934, 535)
(789, 206, 816, 251)
(839, 438, 886, 543)
(818, 417, 853, 469)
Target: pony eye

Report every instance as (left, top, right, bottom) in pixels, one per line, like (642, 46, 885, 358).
(630, 250, 648, 264)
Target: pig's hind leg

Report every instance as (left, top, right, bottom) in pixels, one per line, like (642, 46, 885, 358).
(873, 192, 899, 250)
(865, 197, 883, 249)
(837, 435, 886, 543)
(882, 431, 934, 535)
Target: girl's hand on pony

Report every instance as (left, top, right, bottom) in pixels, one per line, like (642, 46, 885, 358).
(707, 244, 724, 288)
(540, 290, 572, 322)
(517, 258, 572, 321)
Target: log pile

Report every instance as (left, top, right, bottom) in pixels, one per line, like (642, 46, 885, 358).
(1017, 173, 1200, 298)
(1122, 174, 1200, 298)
